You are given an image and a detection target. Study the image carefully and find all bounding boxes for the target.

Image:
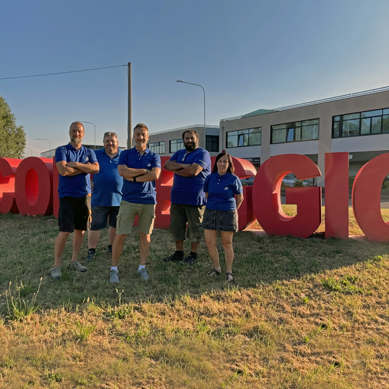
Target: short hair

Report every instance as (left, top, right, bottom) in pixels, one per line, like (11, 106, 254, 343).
(134, 123, 148, 132)
(212, 152, 235, 174)
(182, 129, 199, 140)
(69, 121, 84, 131)
(103, 131, 118, 141)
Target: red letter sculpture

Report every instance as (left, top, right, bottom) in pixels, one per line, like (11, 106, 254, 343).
(253, 154, 322, 238)
(15, 157, 53, 216)
(352, 153, 389, 242)
(0, 158, 21, 214)
(325, 152, 349, 239)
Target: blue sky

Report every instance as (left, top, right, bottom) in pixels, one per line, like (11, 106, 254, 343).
(1, 0, 389, 155)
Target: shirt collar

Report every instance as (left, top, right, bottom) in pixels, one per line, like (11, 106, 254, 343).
(216, 172, 230, 179)
(67, 143, 83, 151)
(102, 148, 120, 158)
(133, 146, 149, 155)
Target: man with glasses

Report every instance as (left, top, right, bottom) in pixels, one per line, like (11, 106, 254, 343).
(86, 132, 123, 262)
(164, 129, 211, 265)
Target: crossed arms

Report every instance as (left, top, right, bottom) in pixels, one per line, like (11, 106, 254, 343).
(118, 165, 161, 182)
(164, 160, 203, 177)
(56, 161, 99, 177)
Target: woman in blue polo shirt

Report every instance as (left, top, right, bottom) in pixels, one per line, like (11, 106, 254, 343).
(202, 152, 243, 282)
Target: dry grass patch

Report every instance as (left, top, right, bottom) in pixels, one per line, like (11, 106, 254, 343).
(1, 213, 389, 387)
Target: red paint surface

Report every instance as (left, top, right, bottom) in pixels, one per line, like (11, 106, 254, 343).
(15, 157, 53, 216)
(325, 152, 349, 239)
(352, 153, 389, 242)
(0, 158, 21, 214)
(252, 154, 322, 238)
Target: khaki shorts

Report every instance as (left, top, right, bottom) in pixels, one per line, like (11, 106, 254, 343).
(116, 201, 156, 235)
(169, 203, 205, 242)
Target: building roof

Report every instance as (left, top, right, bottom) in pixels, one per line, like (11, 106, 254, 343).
(241, 109, 276, 118)
(221, 85, 389, 122)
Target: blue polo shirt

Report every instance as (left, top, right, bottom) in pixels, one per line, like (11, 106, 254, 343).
(55, 143, 98, 198)
(170, 147, 211, 206)
(204, 172, 243, 211)
(92, 149, 123, 207)
(119, 147, 161, 204)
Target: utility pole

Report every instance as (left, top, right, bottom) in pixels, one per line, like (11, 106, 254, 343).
(127, 62, 132, 149)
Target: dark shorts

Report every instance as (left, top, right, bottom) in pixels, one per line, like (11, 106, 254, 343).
(90, 206, 120, 230)
(201, 208, 238, 232)
(58, 196, 91, 232)
(169, 203, 205, 242)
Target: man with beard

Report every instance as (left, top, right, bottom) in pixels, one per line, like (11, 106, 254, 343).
(109, 123, 161, 283)
(49, 121, 99, 279)
(164, 129, 211, 265)
(86, 131, 123, 262)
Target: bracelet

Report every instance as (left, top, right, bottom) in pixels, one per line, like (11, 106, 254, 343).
(133, 176, 136, 182)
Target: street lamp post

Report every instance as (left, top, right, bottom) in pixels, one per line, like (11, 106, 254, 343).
(177, 80, 206, 133)
(79, 121, 96, 150)
(36, 138, 52, 156)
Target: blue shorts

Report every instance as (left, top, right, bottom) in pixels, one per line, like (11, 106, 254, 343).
(90, 206, 119, 230)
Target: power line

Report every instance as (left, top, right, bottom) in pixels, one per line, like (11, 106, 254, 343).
(0, 64, 127, 80)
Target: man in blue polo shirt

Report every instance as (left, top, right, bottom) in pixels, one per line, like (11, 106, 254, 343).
(86, 131, 123, 262)
(49, 121, 99, 279)
(164, 129, 211, 265)
(109, 123, 161, 283)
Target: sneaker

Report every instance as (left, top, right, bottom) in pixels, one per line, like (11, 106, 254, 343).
(87, 250, 96, 262)
(48, 266, 62, 279)
(106, 246, 112, 256)
(138, 268, 150, 281)
(163, 252, 183, 263)
(179, 255, 197, 266)
(68, 261, 87, 272)
(109, 269, 120, 283)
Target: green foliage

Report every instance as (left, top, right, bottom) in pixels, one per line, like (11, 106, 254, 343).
(349, 175, 355, 190)
(322, 275, 364, 294)
(72, 321, 95, 341)
(293, 180, 304, 187)
(5, 279, 41, 321)
(0, 95, 26, 158)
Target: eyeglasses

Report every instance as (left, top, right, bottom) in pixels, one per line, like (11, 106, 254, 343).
(182, 153, 188, 162)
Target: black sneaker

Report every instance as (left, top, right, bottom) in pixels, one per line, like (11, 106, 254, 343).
(179, 255, 197, 266)
(106, 246, 112, 256)
(163, 253, 183, 263)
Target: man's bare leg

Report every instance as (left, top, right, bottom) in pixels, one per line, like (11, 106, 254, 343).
(175, 240, 184, 251)
(71, 230, 85, 262)
(139, 232, 151, 265)
(53, 231, 70, 267)
(112, 234, 127, 267)
(109, 227, 116, 245)
(88, 230, 101, 249)
(190, 241, 200, 253)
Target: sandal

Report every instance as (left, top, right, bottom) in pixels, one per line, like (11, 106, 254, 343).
(226, 272, 234, 282)
(207, 268, 221, 277)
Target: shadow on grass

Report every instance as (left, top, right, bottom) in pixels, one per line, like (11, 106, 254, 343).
(1, 213, 389, 312)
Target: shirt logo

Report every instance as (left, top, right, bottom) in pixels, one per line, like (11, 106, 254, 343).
(147, 163, 151, 167)
(224, 187, 228, 190)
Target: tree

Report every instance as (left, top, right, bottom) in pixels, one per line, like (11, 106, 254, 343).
(0, 95, 26, 158)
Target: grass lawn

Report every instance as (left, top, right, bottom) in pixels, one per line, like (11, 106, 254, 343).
(1, 208, 389, 388)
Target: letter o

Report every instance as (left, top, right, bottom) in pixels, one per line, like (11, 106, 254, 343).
(15, 157, 53, 215)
